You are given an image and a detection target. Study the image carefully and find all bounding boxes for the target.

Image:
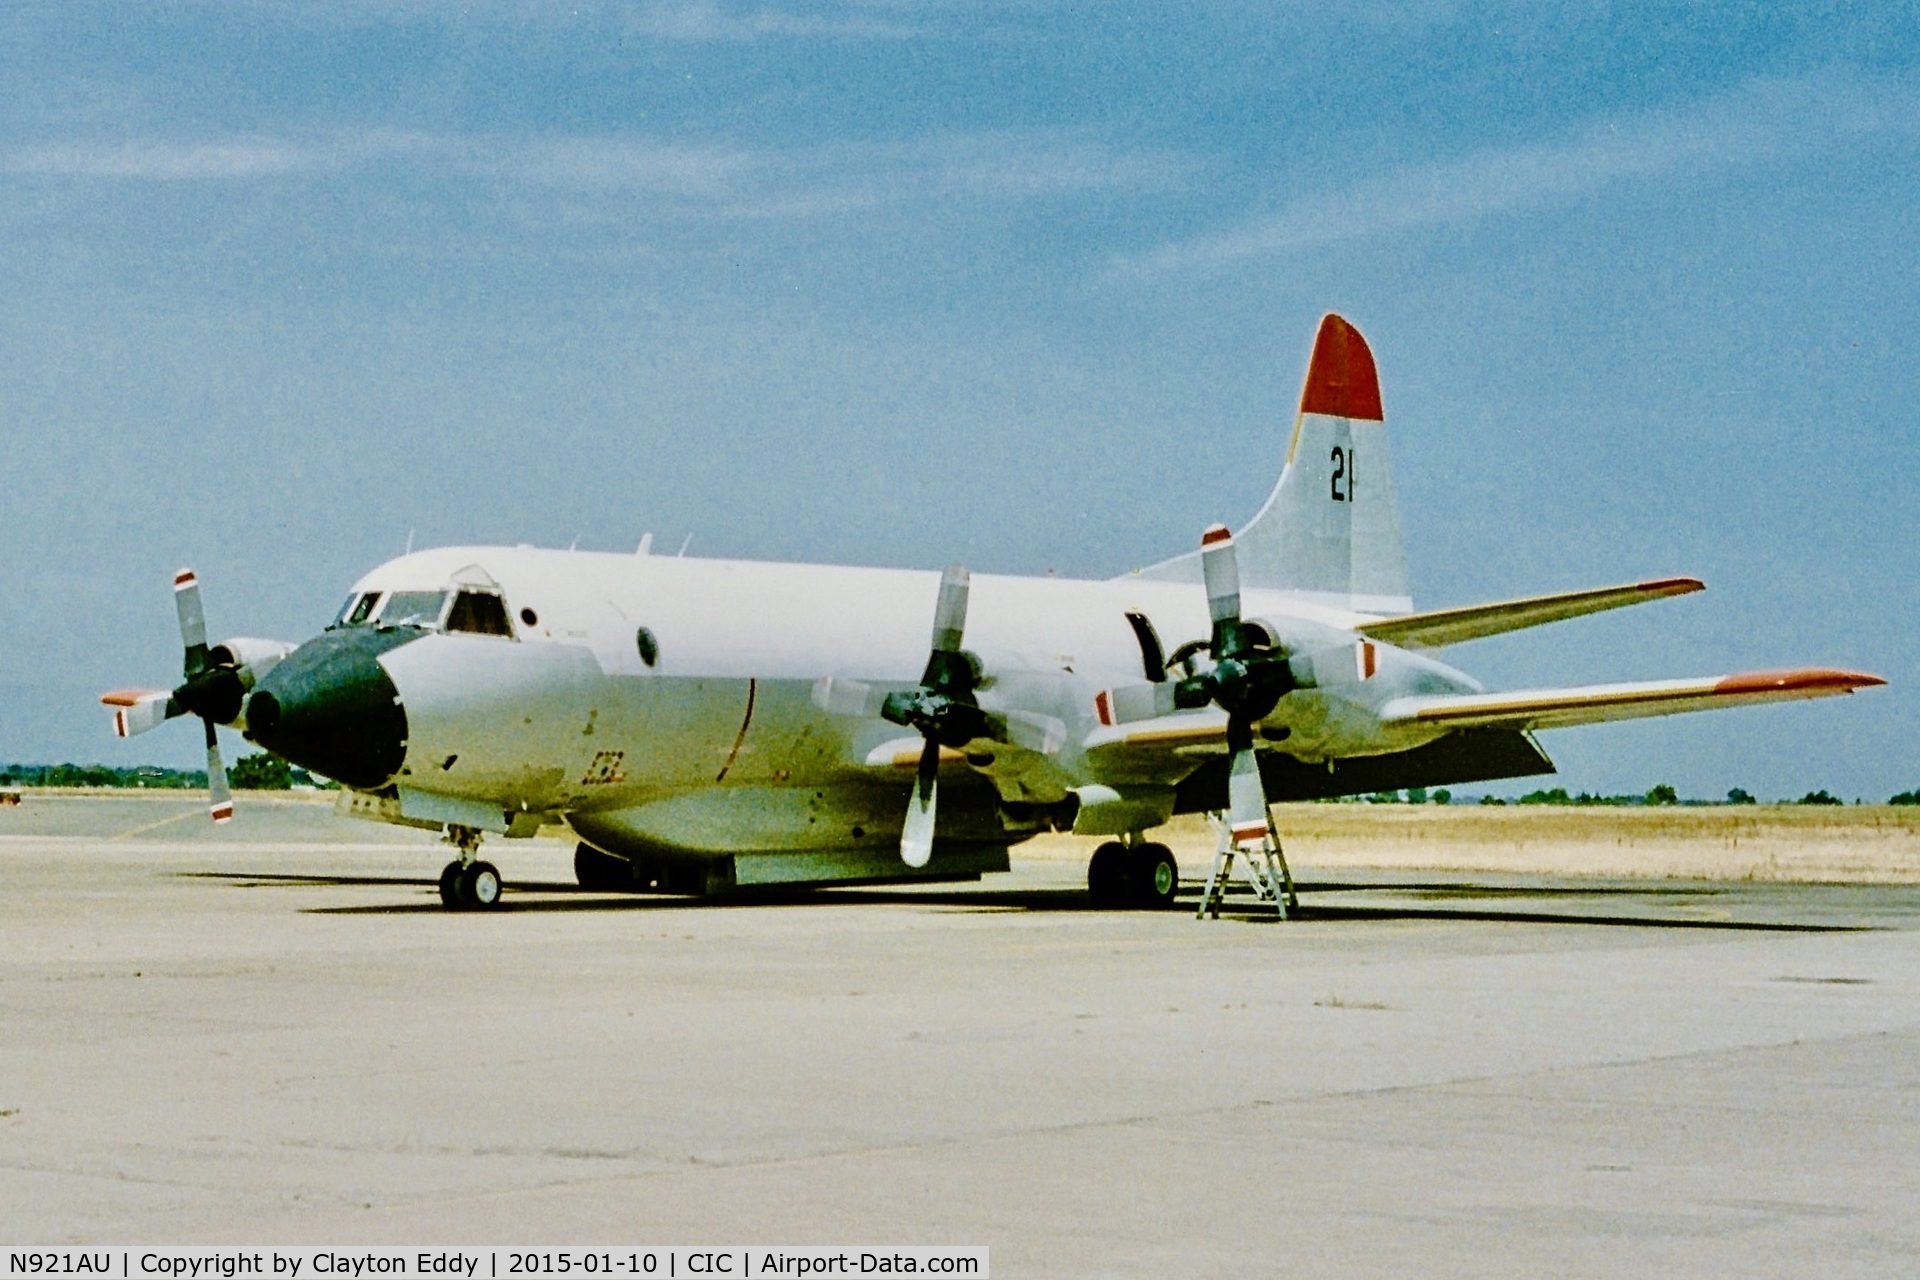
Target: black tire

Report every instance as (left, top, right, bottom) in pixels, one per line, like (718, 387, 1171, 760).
(1087, 841, 1129, 905)
(463, 861, 503, 909)
(438, 861, 464, 909)
(1127, 843, 1179, 908)
(574, 843, 631, 890)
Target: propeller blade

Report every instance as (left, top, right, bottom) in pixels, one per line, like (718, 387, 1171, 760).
(102, 689, 179, 738)
(812, 675, 888, 718)
(930, 563, 970, 654)
(901, 738, 938, 868)
(1226, 743, 1268, 848)
(1093, 682, 1180, 727)
(996, 709, 1067, 755)
(204, 718, 233, 824)
(1199, 525, 1241, 627)
(174, 569, 211, 677)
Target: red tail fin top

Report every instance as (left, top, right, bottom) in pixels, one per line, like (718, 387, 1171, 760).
(1299, 313, 1383, 421)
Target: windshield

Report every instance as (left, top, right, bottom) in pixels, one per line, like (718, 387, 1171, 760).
(376, 591, 449, 629)
(332, 592, 382, 628)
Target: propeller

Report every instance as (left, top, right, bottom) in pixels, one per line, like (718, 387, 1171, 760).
(881, 565, 982, 867)
(101, 569, 243, 822)
(1096, 525, 1298, 847)
(814, 564, 1063, 868)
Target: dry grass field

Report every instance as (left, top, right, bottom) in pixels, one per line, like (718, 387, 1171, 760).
(11, 788, 1920, 885)
(1026, 803, 1920, 885)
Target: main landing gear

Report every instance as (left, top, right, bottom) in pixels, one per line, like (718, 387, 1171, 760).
(1087, 835, 1179, 909)
(438, 823, 503, 911)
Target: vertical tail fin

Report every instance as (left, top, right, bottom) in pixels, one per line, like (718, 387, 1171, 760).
(1131, 314, 1412, 614)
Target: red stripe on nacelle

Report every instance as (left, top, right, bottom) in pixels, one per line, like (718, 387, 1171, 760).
(1298, 314, 1384, 422)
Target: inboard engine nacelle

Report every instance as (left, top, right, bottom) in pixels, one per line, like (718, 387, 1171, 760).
(209, 637, 297, 691)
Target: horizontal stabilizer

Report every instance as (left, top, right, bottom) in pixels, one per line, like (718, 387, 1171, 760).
(1360, 578, 1702, 650)
(1381, 668, 1884, 733)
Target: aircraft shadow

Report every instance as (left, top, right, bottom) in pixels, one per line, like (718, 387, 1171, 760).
(185, 871, 1865, 931)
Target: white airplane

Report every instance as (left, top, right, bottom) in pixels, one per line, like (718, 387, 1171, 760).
(104, 315, 1884, 911)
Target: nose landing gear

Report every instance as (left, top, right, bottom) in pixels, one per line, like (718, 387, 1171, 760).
(437, 823, 503, 910)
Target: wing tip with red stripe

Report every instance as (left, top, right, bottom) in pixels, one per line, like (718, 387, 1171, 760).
(1640, 577, 1705, 596)
(1713, 669, 1886, 696)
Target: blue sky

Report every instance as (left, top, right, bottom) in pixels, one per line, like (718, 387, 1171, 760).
(2, 1, 1915, 799)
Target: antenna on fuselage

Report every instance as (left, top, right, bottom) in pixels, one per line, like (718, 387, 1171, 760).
(677, 533, 693, 557)
(404, 528, 414, 554)
(636, 533, 653, 556)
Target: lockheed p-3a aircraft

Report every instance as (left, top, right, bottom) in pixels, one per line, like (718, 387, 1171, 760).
(104, 315, 1883, 913)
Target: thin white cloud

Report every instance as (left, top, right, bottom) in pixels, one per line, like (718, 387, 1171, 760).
(625, 1, 927, 41)
(197, 0, 929, 40)
(1, 126, 1189, 224)
(465, 136, 760, 200)
(1140, 72, 1920, 273)
(3, 139, 319, 179)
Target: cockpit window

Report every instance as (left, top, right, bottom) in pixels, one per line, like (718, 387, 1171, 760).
(333, 592, 382, 628)
(376, 591, 449, 629)
(446, 591, 514, 637)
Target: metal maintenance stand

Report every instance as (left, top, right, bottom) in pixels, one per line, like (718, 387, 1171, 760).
(1197, 809, 1298, 920)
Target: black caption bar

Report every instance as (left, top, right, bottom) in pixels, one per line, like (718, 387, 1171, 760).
(2, 1250, 988, 1280)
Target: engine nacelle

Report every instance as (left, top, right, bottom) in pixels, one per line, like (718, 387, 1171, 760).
(207, 637, 297, 690)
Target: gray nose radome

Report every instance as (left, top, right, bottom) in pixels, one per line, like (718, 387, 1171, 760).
(247, 629, 411, 790)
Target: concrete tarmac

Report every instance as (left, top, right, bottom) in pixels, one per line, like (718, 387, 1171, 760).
(4, 794, 1919, 1277)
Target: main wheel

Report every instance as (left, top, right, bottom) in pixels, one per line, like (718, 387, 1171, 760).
(438, 860, 463, 909)
(457, 861, 503, 909)
(575, 843, 631, 890)
(1087, 841, 1129, 905)
(1127, 843, 1179, 908)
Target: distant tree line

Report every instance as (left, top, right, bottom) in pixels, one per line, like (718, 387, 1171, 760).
(2, 753, 331, 791)
(4, 759, 1914, 804)
(1, 763, 208, 788)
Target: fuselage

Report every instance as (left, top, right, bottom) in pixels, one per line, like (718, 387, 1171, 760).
(242, 545, 1485, 880)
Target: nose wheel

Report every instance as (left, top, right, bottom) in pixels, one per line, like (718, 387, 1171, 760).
(438, 824, 502, 910)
